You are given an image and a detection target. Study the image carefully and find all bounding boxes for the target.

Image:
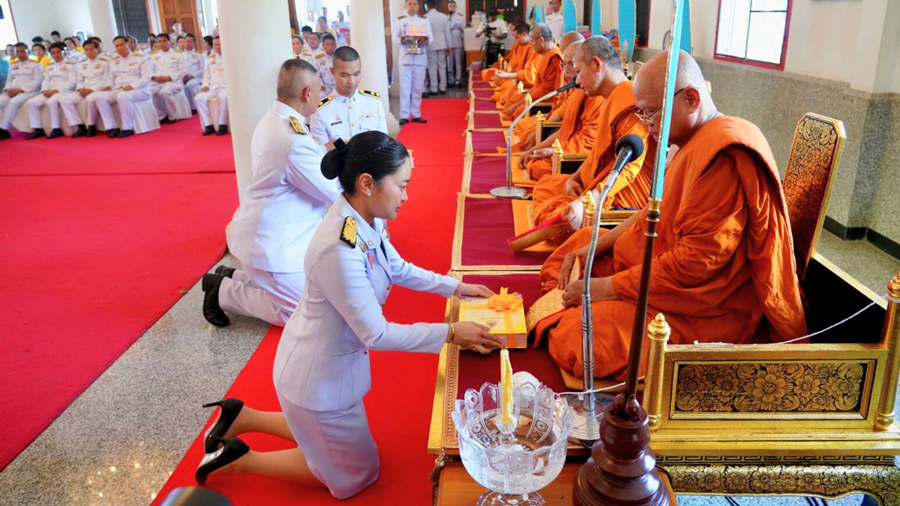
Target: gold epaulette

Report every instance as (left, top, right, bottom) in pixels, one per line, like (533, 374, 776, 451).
(149, 49, 159, 54)
(289, 116, 307, 135)
(340, 217, 358, 248)
(174, 49, 183, 53)
(9, 57, 18, 63)
(111, 54, 120, 60)
(99, 55, 110, 61)
(316, 53, 326, 59)
(207, 53, 215, 58)
(360, 89, 380, 99)
(133, 52, 142, 57)
(318, 96, 332, 109)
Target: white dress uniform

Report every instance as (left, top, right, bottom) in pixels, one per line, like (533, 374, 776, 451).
(425, 8, 450, 94)
(93, 51, 152, 131)
(194, 53, 227, 129)
(448, 11, 466, 85)
(298, 46, 316, 65)
(65, 50, 87, 65)
(221, 100, 341, 326)
(393, 13, 433, 120)
(310, 89, 388, 146)
(26, 59, 77, 130)
(273, 194, 459, 499)
(147, 48, 187, 121)
(0, 59, 43, 131)
(332, 21, 350, 46)
(546, 10, 564, 42)
(315, 52, 335, 99)
(60, 54, 110, 127)
(182, 48, 205, 109)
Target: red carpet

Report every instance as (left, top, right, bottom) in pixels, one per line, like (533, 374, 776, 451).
(0, 116, 235, 176)
(153, 98, 470, 505)
(0, 128, 238, 469)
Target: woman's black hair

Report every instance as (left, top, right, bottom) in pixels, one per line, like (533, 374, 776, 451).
(321, 131, 409, 195)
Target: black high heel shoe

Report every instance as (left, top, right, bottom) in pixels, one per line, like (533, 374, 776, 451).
(195, 436, 249, 485)
(203, 398, 244, 453)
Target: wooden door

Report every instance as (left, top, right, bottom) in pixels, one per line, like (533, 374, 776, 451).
(157, 0, 199, 35)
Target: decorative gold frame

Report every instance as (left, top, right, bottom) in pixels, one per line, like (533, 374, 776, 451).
(461, 153, 520, 196)
(451, 193, 544, 272)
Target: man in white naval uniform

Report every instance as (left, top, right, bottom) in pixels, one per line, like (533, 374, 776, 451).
(0, 43, 43, 141)
(25, 42, 77, 140)
(292, 35, 315, 65)
(447, 1, 466, 88)
(393, 0, 433, 125)
(424, 0, 450, 95)
(93, 36, 152, 138)
(546, 0, 565, 43)
(202, 59, 341, 328)
(194, 37, 227, 136)
(147, 34, 187, 123)
(61, 40, 110, 138)
(64, 37, 87, 64)
(181, 34, 205, 111)
(310, 46, 387, 147)
(315, 33, 337, 99)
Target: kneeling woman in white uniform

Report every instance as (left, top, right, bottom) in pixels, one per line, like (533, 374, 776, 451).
(195, 131, 503, 498)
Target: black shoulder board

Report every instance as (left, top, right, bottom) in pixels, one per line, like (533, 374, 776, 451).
(318, 96, 332, 109)
(360, 89, 380, 99)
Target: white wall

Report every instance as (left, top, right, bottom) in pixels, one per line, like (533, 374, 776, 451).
(9, 0, 94, 42)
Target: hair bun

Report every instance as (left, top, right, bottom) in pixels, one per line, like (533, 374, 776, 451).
(320, 148, 344, 180)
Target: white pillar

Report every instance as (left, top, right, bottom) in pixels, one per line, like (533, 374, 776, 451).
(350, 0, 400, 136)
(87, 0, 117, 45)
(218, 0, 292, 201)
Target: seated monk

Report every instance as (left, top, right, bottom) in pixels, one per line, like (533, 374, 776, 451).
(533, 50, 808, 381)
(482, 22, 531, 82)
(516, 41, 604, 181)
(500, 23, 564, 121)
(531, 36, 653, 244)
(510, 32, 585, 153)
(490, 25, 538, 103)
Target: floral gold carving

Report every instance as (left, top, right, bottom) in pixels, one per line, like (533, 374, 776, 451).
(675, 362, 866, 413)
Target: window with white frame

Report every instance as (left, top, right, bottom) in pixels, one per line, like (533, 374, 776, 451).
(716, 0, 791, 69)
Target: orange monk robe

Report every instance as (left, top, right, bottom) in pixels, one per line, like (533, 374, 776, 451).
(533, 116, 808, 381)
(526, 89, 605, 180)
(482, 42, 534, 81)
(501, 47, 564, 121)
(532, 81, 652, 237)
(511, 89, 572, 152)
(492, 50, 541, 104)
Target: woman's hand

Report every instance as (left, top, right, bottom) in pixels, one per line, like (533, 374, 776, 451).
(452, 322, 503, 354)
(561, 277, 618, 308)
(454, 282, 495, 298)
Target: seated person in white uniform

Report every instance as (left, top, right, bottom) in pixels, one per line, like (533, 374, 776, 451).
(310, 46, 388, 147)
(201, 58, 340, 328)
(25, 42, 77, 140)
(194, 36, 228, 136)
(0, 43, 43, 141)
(194, 131, 502, 498)
(62, 40, 111, 138)
(147, 33, 187, 124)
(93, 35, 152, 139)
(181, 34, 205, 111)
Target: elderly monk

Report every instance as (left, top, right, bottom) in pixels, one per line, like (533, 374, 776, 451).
(516, 41, 604, 180)
(482, 23, 533, 82)
(510, 31, 585, 153)
(499, 23, 564, 121)
(531, 36, 652, 242)
(532, 50, 807, 381)
(490, 25, 538, 103)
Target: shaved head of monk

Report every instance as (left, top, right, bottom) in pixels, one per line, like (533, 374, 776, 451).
(633, 49, 718, 146)
(558, 31, 584, 53)
(574, 36, 627, 98)
(562, 41, 583, 83)
(529, 23, 555, 54)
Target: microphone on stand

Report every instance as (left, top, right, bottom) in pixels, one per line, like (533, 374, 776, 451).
(490, 81, 579, 199)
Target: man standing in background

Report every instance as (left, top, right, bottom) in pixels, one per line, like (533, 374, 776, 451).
(393, 0, 433, 125)
(447, 0, 466, 88)
(424, 0, 450, 96)
(546, 0, 564, 42)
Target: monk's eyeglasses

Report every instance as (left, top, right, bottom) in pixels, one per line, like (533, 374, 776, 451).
(635, 87, 686, 126)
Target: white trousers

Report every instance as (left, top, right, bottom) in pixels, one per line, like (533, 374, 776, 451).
(427, 50, 447, 93)
(184, 77, 202, 109)
(194, 88, 228, 128)
(449, 47, 464, 83)
(217, 265, 303, 326)
(399, 64, 426, 119)
(276, 391, 380, 500)
(26, 92, 66, 129)
(150, 81, 186, 120)
(0, 91, 38, 130)
(93, 87, 152, 130)
(59, 91, 91, 126)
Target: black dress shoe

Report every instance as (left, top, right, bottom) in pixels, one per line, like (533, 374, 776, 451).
(0, 129, 10, 140)
(191, 109, 198, 115)
(47, 128, 64, 139)
(168, 118, 178, 124)
(399, 118, 408, 126)
(159, 117, 171, 125)
(195, 436, 249, 485)
(412, 117, 427, 123)
(107, 128, 120, 138)
(117, 129, 134, 138)
(71, 125, 87, 138)
(202, 273, 230, 327)
(202, 125, 215, 136)
(214, 266, 235, 278)
(85, 125, 97, 138)
(26, 130, 45, 140)
(216, 125, 228, 136)
(202, 398, 244, 453)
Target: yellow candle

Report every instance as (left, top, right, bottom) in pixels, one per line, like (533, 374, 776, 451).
(499, 348, 514, 425)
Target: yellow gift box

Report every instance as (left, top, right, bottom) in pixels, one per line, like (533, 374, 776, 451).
(458, 287, 527, 349)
